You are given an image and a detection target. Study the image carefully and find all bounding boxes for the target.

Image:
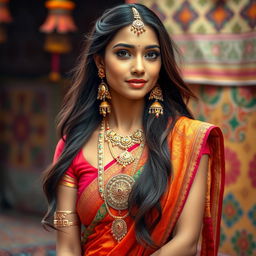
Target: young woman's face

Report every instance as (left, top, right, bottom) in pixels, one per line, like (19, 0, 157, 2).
(98, 25, 161, 101)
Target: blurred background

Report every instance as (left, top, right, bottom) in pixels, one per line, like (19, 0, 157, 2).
(0, 0, 255, 255)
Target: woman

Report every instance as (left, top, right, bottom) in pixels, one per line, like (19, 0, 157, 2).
(42, 3, 225, 256)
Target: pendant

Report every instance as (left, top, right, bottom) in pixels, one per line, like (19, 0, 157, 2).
(131, 129, 143, 142)
(105, 174, 135, 210)
(117, 150, 135, 167)
(111, 219, 127, 242)
(120, 136, 133, 148)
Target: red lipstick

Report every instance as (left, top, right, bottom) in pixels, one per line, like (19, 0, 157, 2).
(126, 79, 147, 89)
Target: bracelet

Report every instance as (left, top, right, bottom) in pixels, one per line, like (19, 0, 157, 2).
(53, 210, 79, 228)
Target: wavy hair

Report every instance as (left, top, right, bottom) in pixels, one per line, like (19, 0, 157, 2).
(42, 3, 194, 249)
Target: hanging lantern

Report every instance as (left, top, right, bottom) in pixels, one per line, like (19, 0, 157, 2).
(40, 0, 77, 82)
(0, 0, 13, 43)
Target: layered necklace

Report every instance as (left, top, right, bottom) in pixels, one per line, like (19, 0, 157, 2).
(97, 119, 144, 242)
(105, 121, 144, 167)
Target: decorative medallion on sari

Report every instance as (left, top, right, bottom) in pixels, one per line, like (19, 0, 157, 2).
(58, 116, 225, 256)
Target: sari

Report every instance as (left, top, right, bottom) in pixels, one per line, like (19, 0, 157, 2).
(55, 116, 225, 256)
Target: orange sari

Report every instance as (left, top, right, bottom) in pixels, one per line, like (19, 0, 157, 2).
(62, 116, 225, 256)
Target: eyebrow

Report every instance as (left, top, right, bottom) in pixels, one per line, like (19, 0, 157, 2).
(112, 43, 160, 50)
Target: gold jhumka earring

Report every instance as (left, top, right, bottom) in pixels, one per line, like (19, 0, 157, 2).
(97, 67, 111, 116)
(149, 85, 164, 118)
(131, 7, 146, 35)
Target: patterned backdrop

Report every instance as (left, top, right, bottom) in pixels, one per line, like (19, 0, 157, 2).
(128, 0, 256, 86)
(190, 85, 256, 256)
(127, 0, 256, 255)
(0, 78, 61, 214)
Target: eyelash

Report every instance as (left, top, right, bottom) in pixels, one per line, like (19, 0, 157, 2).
(115, 50, 160, 60)
(115, 50, 131, 58)
(146, 51, 160, 59)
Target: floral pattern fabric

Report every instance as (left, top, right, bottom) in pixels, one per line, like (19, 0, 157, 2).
(190, 84, 256, 256)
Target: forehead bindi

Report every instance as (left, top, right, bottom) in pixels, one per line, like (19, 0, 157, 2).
(108, 25, 159, 49)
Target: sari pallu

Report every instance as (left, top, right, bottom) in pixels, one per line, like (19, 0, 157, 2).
(76, 116, 225, 256)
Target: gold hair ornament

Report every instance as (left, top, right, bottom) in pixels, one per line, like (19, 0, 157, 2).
(131, 7, 146, 35)
(53, 210, 79, 228)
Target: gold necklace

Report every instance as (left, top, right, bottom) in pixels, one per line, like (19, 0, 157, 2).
(105, 121, 144, 167)
(107, 141, 135, 167)
(97, 119, 144, 242)
(105, 122, 144, 150)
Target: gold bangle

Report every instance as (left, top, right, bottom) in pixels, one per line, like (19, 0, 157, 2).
(53, 210, 79, 228)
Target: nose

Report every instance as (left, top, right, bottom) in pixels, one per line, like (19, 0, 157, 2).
(131, 55, 145, 76)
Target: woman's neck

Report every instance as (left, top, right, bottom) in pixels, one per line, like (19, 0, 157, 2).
(107, 96, 144, 134)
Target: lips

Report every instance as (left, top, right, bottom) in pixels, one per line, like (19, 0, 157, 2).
(126, 79, 147, 89)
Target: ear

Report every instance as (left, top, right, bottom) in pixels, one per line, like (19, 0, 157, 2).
(93, 54, 105, 70)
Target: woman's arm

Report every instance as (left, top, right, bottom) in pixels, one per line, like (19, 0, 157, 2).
(56, 184, 82, 256)
(152, 155, 209, 256)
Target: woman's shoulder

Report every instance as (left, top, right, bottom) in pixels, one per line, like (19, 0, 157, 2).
(167, 116, 223, 143)
(168, 116, 223, 146)
(173, 116, 217, 133)
(53, 136, 67, 161)
(55, 136, 66, 150)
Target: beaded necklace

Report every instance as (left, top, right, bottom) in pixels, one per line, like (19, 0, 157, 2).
(97, 119, 144, 242)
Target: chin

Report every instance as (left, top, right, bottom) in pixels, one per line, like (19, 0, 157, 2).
(125, 91, 148, 101)
(110, 86, 151, 101)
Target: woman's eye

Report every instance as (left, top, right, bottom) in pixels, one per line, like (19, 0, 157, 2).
(145, 51, 160, 60)
(115, 50, 131, 58)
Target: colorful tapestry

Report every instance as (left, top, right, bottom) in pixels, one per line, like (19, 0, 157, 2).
(189, 84, 256, 256)
(127, 0, 256, 85)
(0, 84, 50, 170)
(0, 78, 60, 213)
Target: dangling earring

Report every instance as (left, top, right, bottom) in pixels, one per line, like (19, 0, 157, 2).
(97, 67, 111, 117)
(148, 85, 164, 118)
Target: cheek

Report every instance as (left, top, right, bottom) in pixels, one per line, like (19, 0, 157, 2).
(150, 63, 161, 81)
(105, 58, 126, 82)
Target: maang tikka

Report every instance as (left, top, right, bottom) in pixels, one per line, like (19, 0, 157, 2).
(131, 7, 146, 35)
(97, 67, 111, 116)
(149, 85, 164, 118)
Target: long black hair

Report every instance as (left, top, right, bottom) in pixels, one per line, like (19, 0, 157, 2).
(42, 3, 194, 249)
